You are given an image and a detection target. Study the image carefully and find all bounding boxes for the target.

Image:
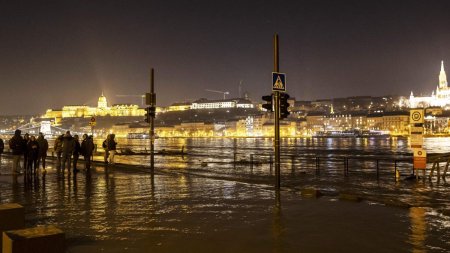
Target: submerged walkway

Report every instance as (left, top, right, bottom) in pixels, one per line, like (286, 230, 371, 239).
(0, 156, 448, 253)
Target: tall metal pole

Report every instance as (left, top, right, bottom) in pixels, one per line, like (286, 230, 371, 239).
(273, 34, 281, 189)
(150, 68, 155, 172)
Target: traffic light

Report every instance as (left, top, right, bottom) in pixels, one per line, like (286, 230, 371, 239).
(262, 94, 273, 112)
(280, 93, 290, 119)
(149, 106, 156, 117)
(145, 107, 156, 123)
(145, 107, 150, 123)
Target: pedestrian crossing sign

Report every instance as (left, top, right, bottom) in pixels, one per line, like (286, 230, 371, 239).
(272, 72, 286, 91)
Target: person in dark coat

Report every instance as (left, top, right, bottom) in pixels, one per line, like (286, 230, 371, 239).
(23, 133, 30, 172)
(107, 134, 117, 165)
(0, 138, 4, 169)
(36, 132, 48, 170)
(81, 134, 95, 170)
(27, 135, 39, 174)
(9, 129, 24, 174)
(54, 134, 63, 169)
(72, 135, 81, 173)
(102, 135, 109, 164)
(61, 131, 76, 173)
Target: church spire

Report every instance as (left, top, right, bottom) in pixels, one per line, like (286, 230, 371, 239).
(439, 60, 447, 89)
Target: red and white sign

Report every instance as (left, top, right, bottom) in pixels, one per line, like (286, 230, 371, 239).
(414, 157, 427, 169)
(413, 148, 427, 169)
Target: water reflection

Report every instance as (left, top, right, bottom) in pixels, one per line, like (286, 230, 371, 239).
(409, 207, 427, 253)
(1, 137, 449, 252)
(272, 190, 283, 253)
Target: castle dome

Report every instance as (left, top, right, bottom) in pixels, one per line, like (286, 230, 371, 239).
(98, 92, 108, 108)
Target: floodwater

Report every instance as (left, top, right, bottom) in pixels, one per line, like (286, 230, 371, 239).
(0, 137, 449, 252)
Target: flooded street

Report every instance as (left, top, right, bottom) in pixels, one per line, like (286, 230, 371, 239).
(0, 137, 449, 252)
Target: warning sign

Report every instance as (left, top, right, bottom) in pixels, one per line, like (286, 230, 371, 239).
(272, 72, 286, 92)
(410, 109, 424, 124)
(413, 148, 426, 169)
(414, 157, 426, 169)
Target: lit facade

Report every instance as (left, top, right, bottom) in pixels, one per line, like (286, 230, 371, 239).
(42, 93, 146, 121)
(190, 98, 254, 110)
(306, 113, 325, 133)
(324, 114, 353, 131)
(382, 112, 409, 135)
(367, 114, 383, 130)
(167, 102, 191, 112)
(410, 61, 450, 108)
(305, 111, 410, 135)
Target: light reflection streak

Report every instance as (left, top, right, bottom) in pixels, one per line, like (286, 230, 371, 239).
(409, 207, 427, 253)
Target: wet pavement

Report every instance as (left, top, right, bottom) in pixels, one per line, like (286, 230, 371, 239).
(0, 154, 449, 253)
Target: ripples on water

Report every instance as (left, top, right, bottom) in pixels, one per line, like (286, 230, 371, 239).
(110, 137, 450, 208)
(0, 137, 448, 252)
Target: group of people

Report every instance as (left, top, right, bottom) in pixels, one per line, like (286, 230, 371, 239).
(53, 131, 95, 173)
(1, 130, 117, 175)
(5, 129, 98, 175)
(8, 129, 49, 175)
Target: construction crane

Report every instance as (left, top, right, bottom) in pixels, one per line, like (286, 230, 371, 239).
(116, 94, 145, 106)
(205, 89, 230, 100)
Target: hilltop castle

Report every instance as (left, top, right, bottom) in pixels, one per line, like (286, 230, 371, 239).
(43, 93, 145, 124)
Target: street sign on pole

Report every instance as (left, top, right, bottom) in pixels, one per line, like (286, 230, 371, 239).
(413, 148, 427, 170)
(273, 34, 281, 190)
(410, 109, 424, 124)
(410, 134, 423, 148)
(413, 148, 426, 157)
(89, 117, 96, 127)
(410, 126, 423, 134)
(272, 72, 286, 92)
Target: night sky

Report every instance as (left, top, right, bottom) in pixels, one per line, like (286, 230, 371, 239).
(1, 0, 450, 115)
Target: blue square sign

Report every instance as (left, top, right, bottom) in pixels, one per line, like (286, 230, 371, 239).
(272, 72, 286, 91)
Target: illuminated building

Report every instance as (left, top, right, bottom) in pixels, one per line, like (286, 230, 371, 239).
(424, 111, 450, 134)
(262, 121, 297, 137)
(190, 98, 254, 110)
(367, 113, 383, 130)
(167, 102, 191, 112)
(306, 111, 409, 135)
(174, 122, 215, 137)
(410, 61, 450, 108)
(381, 111, 410, 135)
(98, 93, 108, 109)
(324, 114, 353, 131)
(42, 93, 146, 123)
(235, 116, 264, 136)
(306, 112, 326, 133)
